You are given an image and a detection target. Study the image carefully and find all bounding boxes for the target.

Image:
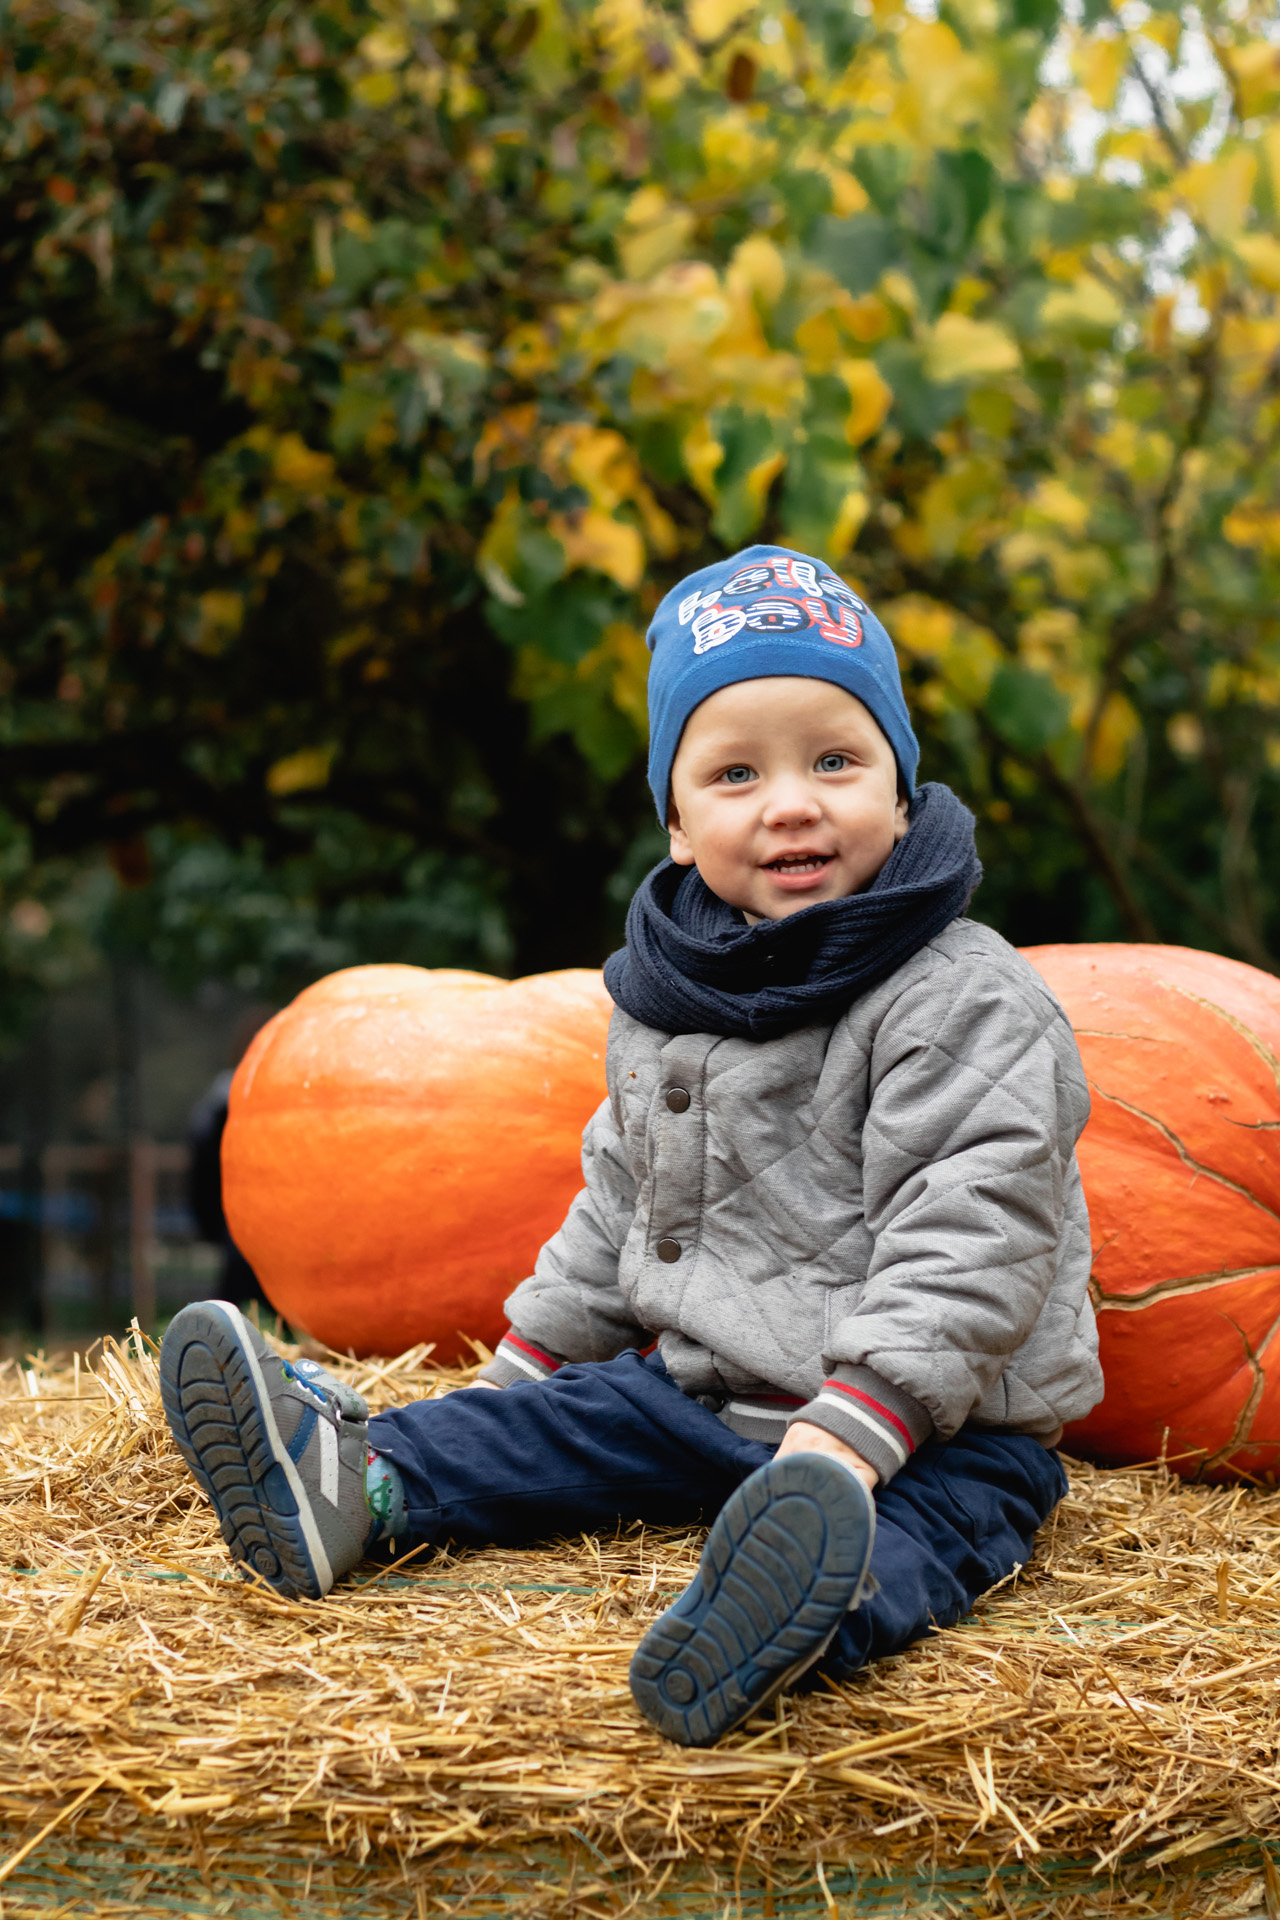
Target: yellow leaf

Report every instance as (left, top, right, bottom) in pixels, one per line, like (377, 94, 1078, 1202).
(549, 508, 645, 588)
(1073, 35, 1128, 111)
(795, 311, 844, 372)
(1028, 478, 1090, 537)
(828, 169, 870, 217)
(404, 62, 444, 105)
(477, 485, 526, 594)
(1266, 125, 1280, 206)
(828, 487, 870, 559)
(727, 235, 787, 308)
(1039, 277, 1122, 335)
(601, 622, 651, 733)
(1222, 41, 1280, 118)
(891, 20, 995, 145)
(1018, 608, 1079, 672)
(1234, 233, 1280, 293)
(1219, 314, 1280, 392)
(889, 598, 958, 657)
(1223, 502, 1280, 555)
(1090, 692, 1140, 782)
(687, 0, 752, 44)
(267, 746, 336, 796)
(1095, 418, 1172, 485)
(880, 270, 918, 317)
(272, 433, 335, 490)
(702, 110, 778, 184)
(500, 322, 556, 376)
(840, 292, 891, 344)
(679, 418, 721, 503)
(191, 590, 243, 656)
(1178, 150, 1258, 241)
(313, 216, 334, 286)
(923, 313, 1021, 382)
(886, 595, 1002, 704)
(839, 358, 893, 446)
(1137, 15, 1179, 57)
(358, 26, 410, 67)
(1207, 662, 1280, 707)
(620, 208, 696, 281)
(635, 488, 678, 559)
(624, 185, 668, 228)
(541, 424, 633, 512)
(405, 329, 489, 375)
(913, 456, 1004, 560)
(948, 275, 990, 315)
(352, 70, 400, 108)
(473, 406, 538, 481)
(742, 449, 786, 518)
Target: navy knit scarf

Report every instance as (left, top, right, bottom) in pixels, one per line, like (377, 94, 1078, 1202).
(603, 782, 982, 1040)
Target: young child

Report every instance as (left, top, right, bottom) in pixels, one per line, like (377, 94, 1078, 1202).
(161, 543, 1102, 1748)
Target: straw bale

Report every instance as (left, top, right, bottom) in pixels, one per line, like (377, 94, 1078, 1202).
(1, 1328, 1279, 1917)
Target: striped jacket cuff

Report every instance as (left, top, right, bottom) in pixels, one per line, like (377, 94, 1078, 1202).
(789, 1366, 932, 1485)
(474, 1332, 566, 1389)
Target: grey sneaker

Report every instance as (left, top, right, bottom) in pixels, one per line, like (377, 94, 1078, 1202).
(629, 1453, 876, 1746)
(160, 1300, 374, 1598)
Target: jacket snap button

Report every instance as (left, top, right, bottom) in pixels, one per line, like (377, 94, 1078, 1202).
(656, 1238, 682, 1263)
(666, 1087, 691, 1113)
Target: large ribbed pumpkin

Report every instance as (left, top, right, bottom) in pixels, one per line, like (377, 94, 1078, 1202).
(1023, 944, 1280, 1481)
(222, 965, 613, 1359)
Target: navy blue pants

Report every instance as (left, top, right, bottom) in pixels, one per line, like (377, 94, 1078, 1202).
(368, 1350, 1066, 1680)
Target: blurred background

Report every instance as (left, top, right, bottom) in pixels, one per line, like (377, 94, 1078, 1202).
(2, 0, 1278, 1338)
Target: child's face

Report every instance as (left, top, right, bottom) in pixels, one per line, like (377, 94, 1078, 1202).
(666, 677, 908, 922)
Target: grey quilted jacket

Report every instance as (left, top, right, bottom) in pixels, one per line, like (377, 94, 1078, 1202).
(482, 919, 1102, 1483)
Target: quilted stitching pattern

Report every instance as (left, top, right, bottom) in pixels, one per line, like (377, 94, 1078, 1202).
(504, 919, 1102, 1459)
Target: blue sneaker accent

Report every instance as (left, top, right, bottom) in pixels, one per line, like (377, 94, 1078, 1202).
(629, 1453, 876, 1746)
(287, 1402, 318, 1465)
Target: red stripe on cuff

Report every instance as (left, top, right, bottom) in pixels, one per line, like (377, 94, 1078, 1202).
(822, 1380, 914, 1450)
(503, 1334, 561, 1372)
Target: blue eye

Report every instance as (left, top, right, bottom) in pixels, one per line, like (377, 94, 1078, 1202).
(722, 765, 755, 784)
(817, 753, 848, 773)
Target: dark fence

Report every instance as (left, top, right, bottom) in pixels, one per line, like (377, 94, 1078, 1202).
(0, 1142, 217, 1337)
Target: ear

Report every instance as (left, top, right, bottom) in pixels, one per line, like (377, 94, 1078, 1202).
(667, 799, 697, 867)
(892, 790, 910, 843)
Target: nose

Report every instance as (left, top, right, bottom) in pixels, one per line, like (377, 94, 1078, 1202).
(760, 772, 821, 829)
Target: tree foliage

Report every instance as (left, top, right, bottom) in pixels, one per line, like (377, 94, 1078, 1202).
(2, 0, 1280, 1015)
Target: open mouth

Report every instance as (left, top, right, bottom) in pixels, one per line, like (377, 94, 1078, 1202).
(763, 853, 834, 876)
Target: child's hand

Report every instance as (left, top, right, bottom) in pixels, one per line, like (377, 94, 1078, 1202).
(775, 1419, 879, 1493)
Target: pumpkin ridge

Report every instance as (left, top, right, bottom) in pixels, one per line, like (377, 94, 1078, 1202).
(1163, 981, 1280, 1100)
(1086, 1086, 1280, 1229)
(1073, 1029, 1169, 1040)
(1094, 1263, 1280, 1308)
(1197, 1307, 1280, 1470)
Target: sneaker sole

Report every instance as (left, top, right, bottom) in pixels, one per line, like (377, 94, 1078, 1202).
(159, 1301, 334, 1599)
(629, 1454, 875, 1747)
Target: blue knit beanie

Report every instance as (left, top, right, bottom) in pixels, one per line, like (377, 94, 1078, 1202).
(646, 544, 919, 822)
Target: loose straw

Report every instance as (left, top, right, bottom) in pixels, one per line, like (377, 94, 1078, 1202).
(1, 1335, 1279, 1917)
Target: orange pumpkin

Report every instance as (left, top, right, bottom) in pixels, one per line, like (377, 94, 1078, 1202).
(222, 965, 613, 1360)
(1023, 944, 1280, 1481)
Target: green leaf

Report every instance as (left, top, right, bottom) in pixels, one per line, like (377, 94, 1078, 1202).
(709, 410, 782, 548)
(874, 342, 966, 440)
(986, 667, 1071, 754)
(810, 213, 898, 295)
(487, 577, 623, 667)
